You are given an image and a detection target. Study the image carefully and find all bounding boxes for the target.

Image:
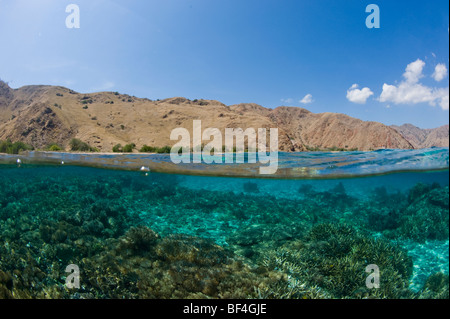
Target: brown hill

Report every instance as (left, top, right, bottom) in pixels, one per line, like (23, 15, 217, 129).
(0, 80, 415, 152)
(391, 124, 449, 148)
(268, 107, 413, 151)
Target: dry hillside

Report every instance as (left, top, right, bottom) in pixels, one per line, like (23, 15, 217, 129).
(0, 80, 417, 152)
(391, 123, 449, 148)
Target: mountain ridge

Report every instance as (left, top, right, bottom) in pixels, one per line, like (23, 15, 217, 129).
(391, 123, 449, 149)
(0, 81, 445, 152)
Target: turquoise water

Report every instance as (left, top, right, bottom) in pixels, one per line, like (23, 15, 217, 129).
(0, 148, 449, 299)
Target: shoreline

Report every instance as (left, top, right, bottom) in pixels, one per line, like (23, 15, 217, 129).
(3, 147, 448, 157)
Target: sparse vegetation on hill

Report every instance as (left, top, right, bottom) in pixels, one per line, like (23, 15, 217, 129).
(113, 143, 136, 153)
(139, 145, 171, 153)
(112, 144, 123, 153)
(122, 143, 135, 153)
(0, 139, 34, 154)
(69, 138, 98, 152)
(46, 143, 63, 151)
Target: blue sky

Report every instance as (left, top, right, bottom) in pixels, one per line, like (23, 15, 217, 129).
(0, 0, 448, 128)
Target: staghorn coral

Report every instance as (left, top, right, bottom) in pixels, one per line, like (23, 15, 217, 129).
(0, 166, 448, 299)
(77, 228, 297, 299)
(0, 270, 14, 299)
(261, 224, 415, 299)
(417, 272, 449, 299)
(398, 186, 449, 242)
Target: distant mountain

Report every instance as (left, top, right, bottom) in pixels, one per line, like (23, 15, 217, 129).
(0, 80, 416, 152)
(391, 123, 449, 148)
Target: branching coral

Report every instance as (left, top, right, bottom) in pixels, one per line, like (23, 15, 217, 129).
(261, 224, 416, 299)
(0, 166, 448, 299)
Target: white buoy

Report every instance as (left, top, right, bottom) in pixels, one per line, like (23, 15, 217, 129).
(61, 161, 65, 165)
(16, 159, 22, 164)
(140, 166, 150, 172)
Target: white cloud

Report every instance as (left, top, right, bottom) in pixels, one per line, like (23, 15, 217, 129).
(440, 94, 449, 111)
(346, 84, 374, 104)
(434, 87, 449, 110)
(281, 98, 294, 104)
(380, 82, 435, 104)
(432, 63, 448, 82)
(379, 59, 449, 111)
(403, 59, 425, 83)
(300, 94, 313, 104)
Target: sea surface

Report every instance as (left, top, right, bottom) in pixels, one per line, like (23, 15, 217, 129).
(0, 148, 448, 299)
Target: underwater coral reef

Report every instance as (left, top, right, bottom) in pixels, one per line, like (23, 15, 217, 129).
(0, 165, 448, 299)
